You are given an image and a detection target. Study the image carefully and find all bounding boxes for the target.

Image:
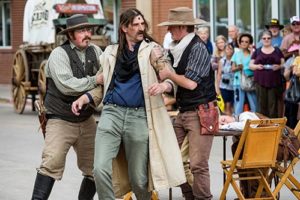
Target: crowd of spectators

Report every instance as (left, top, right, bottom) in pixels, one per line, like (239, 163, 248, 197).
(199, 16, 300, 129)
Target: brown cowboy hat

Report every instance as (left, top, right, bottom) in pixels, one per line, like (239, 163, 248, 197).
(265, 18, 284, 30)
(59, 14, 99, 34)
(158, 7, 208, 26)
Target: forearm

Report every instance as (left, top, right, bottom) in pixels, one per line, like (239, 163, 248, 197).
(169, 73, 197, 90)
(51, 74, 98, 96)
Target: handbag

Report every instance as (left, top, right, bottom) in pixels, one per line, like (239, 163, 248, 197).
(240, 72, 255, 91)
(285, 75, 300, 103)
(276, 127, 300, 168)
(198, 102, 219, 135)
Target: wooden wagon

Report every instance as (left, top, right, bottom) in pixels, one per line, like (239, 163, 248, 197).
(12, 1, 109, 114)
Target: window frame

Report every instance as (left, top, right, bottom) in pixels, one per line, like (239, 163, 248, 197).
(0, 0, 11, 48)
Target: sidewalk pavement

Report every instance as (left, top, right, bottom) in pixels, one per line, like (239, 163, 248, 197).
(0, 84, 11, 103)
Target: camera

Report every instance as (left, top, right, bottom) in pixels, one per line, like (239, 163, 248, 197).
(222, 78, 230, 84)
(263, 64, 273, 70)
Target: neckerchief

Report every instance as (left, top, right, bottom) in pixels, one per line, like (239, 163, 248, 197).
(169, 33, 195, 68)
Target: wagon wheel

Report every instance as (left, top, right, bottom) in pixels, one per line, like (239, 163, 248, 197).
(11, 49, 29, 114)
(38, 60, 47, 104)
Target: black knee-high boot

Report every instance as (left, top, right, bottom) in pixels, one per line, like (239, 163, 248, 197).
(78, 177, 96, 200)
(31, 173, 55, 200)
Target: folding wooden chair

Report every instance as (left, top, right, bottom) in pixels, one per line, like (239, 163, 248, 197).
(220, 118, 286, 200)
(272, 120, 300, 199)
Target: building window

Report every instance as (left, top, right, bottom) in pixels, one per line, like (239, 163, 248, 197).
(279, 0, 296, 24)
(102, 0, 119, 43)
(0, 1, 11, 47)
(235, 0, 251, 34)
(213, 0, 228, 38)
(255, 0, 272, 43)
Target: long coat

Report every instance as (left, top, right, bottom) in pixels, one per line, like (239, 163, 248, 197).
(89, 40, 186, 197)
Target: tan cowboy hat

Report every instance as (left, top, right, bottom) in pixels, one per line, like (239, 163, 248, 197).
(59, 14, 99, 34)
(158, 7, 207, 26)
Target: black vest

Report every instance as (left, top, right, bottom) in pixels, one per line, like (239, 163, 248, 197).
(171, 35, 216, 112)
(44, 41, 99, 122)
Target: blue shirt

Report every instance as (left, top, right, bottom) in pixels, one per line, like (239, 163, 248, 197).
(256, 35, 283, 48)
(104, 72, 145, 107)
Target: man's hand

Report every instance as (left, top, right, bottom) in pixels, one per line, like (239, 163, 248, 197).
(159, 66, 173, 80)
(72, 94, 90, 116)
(148, 82, 170, 96)
(150, 45, 164, 65)
(96, 73, 104, 85)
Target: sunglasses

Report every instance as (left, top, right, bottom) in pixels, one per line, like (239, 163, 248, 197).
(292, 22, 300, 26)
(240, 40, 249, 43)
(262, 37, 271, 40)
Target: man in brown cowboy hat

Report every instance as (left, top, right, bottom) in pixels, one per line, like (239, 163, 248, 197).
(31, 14, 103, 200)
(257, 18, 284, 48)
(158, 7, 217, 200)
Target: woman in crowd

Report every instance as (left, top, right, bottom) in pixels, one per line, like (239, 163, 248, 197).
(216, 43, 235, 115)
(283, 47, 300, 128)
(197, 26, 213, 54)
(231, 33, 257, 115)
(250, 30, 284, 118)
(211, 35, 227, 70)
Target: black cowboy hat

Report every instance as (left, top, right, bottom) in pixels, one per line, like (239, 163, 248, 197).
(59, 14, 99, 34)
(265, 18, 284, 30)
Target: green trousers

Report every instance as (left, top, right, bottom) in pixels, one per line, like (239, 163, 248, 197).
(93, 104, 151, 200)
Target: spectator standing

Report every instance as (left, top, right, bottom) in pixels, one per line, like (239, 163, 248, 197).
(228, 25, 240, 49)
(30, 14, 103, 200)
(197, 26, 213, 54)
(250, 30, 284, 118)
(256, 19, 284, 48)
(231, 33, 257, 115)
(158, 7, 217, 200)
(283, 47, 300, 128)
(281, 16, 300, 59)
(216, 43, 235, 115)
(211, 35, 227, 70)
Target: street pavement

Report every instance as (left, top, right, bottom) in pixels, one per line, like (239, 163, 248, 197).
(0, 84, 299, 200)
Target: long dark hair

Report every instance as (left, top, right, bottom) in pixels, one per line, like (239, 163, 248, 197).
(117, 8, 155, 57)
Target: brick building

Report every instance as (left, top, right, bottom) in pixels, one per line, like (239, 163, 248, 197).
(1, 0, 300, 84)
(0, 0, 26, 84)
(0, 0, 191, 84)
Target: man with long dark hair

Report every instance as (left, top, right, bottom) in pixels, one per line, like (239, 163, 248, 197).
(72, 8, 186, 200)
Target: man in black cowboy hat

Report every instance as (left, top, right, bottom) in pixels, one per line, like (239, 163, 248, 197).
(257, 18, 284, 48)
(158, 7, 216, 200)
(31, 14, 103, 200)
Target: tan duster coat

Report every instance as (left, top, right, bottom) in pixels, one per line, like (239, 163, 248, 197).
(89, 40, 186, 197)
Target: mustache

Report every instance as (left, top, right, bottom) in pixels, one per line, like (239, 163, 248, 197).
(137, 31, 144, 35)
(82, 36, 91, 42)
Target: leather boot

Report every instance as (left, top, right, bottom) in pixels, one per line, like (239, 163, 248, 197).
(31, 173, 55, 200)
(78, 177, 96, 200)
(180, 182, 194, 200)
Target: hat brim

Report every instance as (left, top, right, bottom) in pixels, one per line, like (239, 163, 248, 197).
(58, 23, 99, 34)
(265, 24, 284, 30)
(158, 18, 208, 26)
